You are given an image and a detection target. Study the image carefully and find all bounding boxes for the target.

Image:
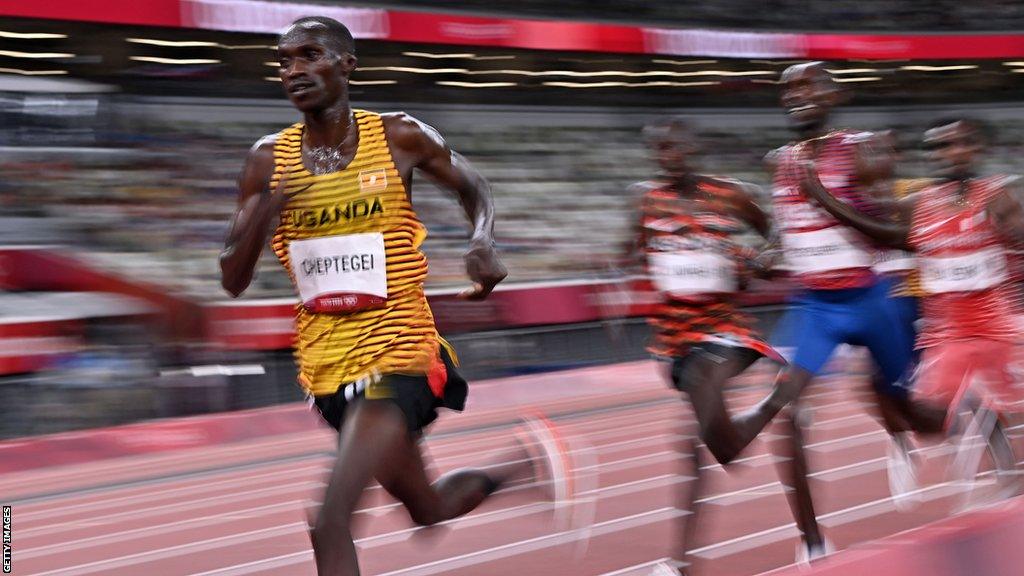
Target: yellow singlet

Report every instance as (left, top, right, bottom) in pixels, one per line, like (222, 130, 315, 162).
(271, 110, 441, 397)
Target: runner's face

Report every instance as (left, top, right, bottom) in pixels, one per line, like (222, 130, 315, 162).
(650, 134, 695, 179)
(277, 29, 354, 113)
(781, 69, 834, 133)
(925, 122, 980, 180)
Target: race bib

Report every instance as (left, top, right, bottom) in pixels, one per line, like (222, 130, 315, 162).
(782, 227, 874, 274)
(289, 233, 388, 313)
(921, 247, 1008, 294)
(874, 250, 917, 274)
(649, 251, 736, 296)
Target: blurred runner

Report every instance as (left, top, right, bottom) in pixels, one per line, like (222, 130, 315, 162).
(857, 132, 939, 508)
(766, 62, 946, 564)
(220, 17, 574, 576)
(629, 117, 788, 575)
(799, 116, 1024, 434)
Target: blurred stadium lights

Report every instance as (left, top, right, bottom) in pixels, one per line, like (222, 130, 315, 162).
(900, 64, 979, 72)
(127, 37, 274, 49)
(0, 50, 75, 59)
(402, 51, 477, 59)
(436, 81, 517, 88)
(0, 31, 68, 39)
(825, 68, 880, 74)
(542, 80, 719, 88)
(0, 67, 68, 76)
(651, 59, 718, 65)
(127, 38, 221, 48)
(0, 16, 1021, 105)
(834, 76, 884, 83)
(462, 69, 775, 77)
(129, 56, 222, 65)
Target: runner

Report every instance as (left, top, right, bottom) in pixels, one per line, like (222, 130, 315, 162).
(220, 17, 573, 576)
(798, 117, 1024, 431)
(630, 117, 787, 575)
(861, 133, 940, 507)
(766, 62, 943, 563)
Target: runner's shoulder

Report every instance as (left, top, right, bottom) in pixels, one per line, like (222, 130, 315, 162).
(380, 112, 445, 151)
(628, 179, 664, 198)
(239, 132, 282, 193)
(763, 145, 790, 171)
(838, 129, 875, 145)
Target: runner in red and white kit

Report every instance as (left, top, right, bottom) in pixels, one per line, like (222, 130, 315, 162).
(799, 117, 1024, 422)
(768, 63, 945, 564)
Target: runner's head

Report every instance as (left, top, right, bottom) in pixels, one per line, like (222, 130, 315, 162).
(924, 118, 984, 181)
(277, 16, 357, 113)
(780, 62, 842, 134)
(643, 117, 698, 181)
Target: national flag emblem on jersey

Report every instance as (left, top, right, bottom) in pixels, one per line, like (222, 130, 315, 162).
(359, 169, 388, 192)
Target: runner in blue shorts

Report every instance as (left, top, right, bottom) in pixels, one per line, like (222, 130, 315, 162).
(766, 63, 944, 565)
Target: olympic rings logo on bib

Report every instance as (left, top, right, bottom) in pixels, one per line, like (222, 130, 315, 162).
(289, 232, 388, 313)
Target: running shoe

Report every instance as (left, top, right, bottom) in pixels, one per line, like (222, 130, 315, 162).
(650, 560, 689, 576)
(519, 413, 574, 508)
(887, 432, 921, 511)
(795, 535, 834, 569)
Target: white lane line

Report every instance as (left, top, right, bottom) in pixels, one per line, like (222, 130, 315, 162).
(17, 499, 307, 559)
(18, 482, 323, 539)
(374, 507, 687, 576)
(33, 473, 690, 576)
(31, 523, 309, 576)
(691, 482, 968, 560)
(46, 430, 922, 574)
(596, 557, 674, 576)
(20, 414, 684, 532)
(16, 463, 328, 524)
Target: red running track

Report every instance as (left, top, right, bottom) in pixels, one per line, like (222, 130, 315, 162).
(4, 359, 1019, 576)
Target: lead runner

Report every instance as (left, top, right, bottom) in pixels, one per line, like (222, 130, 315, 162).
(220, 17, 575, 575)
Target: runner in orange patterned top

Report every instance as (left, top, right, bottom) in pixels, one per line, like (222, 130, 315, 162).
(630, 117, 787, 576)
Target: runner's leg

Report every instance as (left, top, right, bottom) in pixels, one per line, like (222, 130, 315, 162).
(311, 399, 408, 576)
(768, 369, 824, 549)
(676, 345, 782, 464)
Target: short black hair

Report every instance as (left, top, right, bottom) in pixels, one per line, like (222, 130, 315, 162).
(285, 16, 355, 55)
(642, 116, 694, 143)
(925, 116, 989, 145)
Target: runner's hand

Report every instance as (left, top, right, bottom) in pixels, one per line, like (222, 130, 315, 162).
(460, 242, 507, 300)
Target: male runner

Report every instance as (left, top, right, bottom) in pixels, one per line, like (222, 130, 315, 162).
(766, 62, 943, 562)
(220, 17, 571, 576)
(858, 132, 938, 505)
(798, 117, 1024, 426)
(630, 118, 786, 575)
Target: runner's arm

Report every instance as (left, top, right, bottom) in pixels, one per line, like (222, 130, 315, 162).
(727, 181, 782, 279)
(991, 176, 1024, 243)
(386, 113, 507, 300)
(799, 161, 914, 250)
(219, 137, 287, 297)
(620, 182, 650, 272)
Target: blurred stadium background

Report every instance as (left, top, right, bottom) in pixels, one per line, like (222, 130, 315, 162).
(6, 3, 1024, 576)
(5, 1, 1024, 436)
